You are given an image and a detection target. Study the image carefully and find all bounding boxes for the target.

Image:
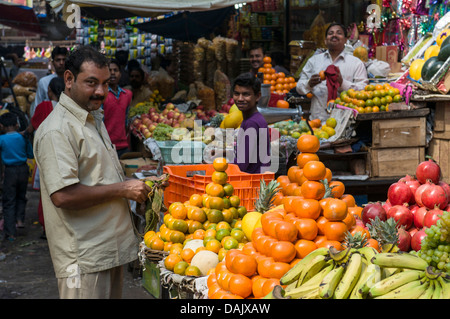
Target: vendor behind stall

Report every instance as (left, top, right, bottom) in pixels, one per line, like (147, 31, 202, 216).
(233, 73, 271, 174)
(296, 23, 368, 123)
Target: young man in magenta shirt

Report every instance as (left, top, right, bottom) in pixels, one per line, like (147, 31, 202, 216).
(103, 59, 132, 158)
(233, 73, 271, 174)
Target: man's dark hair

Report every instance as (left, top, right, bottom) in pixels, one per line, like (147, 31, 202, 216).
(233, 72, 261, 95)
(325, 22, 347, 38)
(249, 45, 264, 54)
(51, 46, 68, 60)
(115, 50, 129, 67)
(127, 59, 141, 71)
(109, 58, 120, 68)
(48, 76, 65, 100)
(128, 66, 144, 78)
(0, 112, 18, 128)
(65, 45, 109, 80)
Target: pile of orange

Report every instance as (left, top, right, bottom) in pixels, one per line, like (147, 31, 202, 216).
(258, 56, 297, 94)
(332, 83, 402, 113)
(144, 157, 250, 277)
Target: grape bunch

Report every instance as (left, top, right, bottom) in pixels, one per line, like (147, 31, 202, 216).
(128, 102, 154, 118)
(418, 210, 450, 272)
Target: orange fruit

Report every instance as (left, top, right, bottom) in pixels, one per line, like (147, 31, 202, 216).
(206, 182, 225, 197)
(212, 171, 228, 185)
(294, 239, 318, 259)
(302, 160, 326, 181)
(297, 134, 320, 153)
(185, 265, 202, 276)
(296, 152, 319, 168)
(164, 253, 183, 271)
(189, 194, 203, 207)
(213, 157, 228, 172)
(171, 204, 187, 220)
(229, 274, 253, 298)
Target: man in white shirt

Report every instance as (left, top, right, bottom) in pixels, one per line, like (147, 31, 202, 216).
(296, 23, 369, 122)
(30, 46, 68, 117)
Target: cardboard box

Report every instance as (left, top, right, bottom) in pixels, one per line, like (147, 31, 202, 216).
(372, 117, 426, 148)
(119, 152, 158, 178)
(370, 147, 425, 177)
(428, 138, 450, 182)
(376, 45, 399, 64)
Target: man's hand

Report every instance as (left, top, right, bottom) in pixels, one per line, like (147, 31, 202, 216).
(308, 74, 322, 88)
(122, 179, 152, 204)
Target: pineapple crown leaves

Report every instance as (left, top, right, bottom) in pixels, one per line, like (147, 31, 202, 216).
(343, 230, 368, 249)
(321, 178, 336, 199)
(255, 179, 280, 214)
(367, 216, 399, 251)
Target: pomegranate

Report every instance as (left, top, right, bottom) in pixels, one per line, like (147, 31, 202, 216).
(398, 175, 415, 182)
(382, 200, 392, 213)
(405, 179, 420, 204)
(387, 181, 413, 205)
(415, 159, 441, 184)
(361, 202, 387, 226)
(421, 183, 448, 210)
(408, 226, 418, 237)
(439, 181, 450, 199)
(397, 227, 411, 252)
(423, 207, 443, 228)
(414, 181, 433, 207)
(413, 206, 428, 229)
(387, 204, 414, 229)
(411, 229, 427, 251)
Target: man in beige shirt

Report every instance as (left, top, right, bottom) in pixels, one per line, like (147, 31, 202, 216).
(33, 46, 151, 299)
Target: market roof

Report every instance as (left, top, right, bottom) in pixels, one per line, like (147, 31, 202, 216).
(49, 0, 255, 18)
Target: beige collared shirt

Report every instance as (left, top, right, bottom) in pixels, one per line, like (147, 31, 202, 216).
(33, 92, 138, 279)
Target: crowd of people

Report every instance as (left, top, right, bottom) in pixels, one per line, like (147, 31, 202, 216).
(0, 21, 369, 299)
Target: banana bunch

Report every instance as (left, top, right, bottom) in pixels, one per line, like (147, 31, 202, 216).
(271, 245, 450, 299)
(274, 245, 380, 299)
(368, 252, 450, 299)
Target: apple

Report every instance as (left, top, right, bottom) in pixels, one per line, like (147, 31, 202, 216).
(141, 113, 149, 119)
(166, 103, 175, 110)
(148, 124, 156, 132)
(143, 129, 151, 139)
(162, 109, 169, 116)
(167, 111, 175, 119)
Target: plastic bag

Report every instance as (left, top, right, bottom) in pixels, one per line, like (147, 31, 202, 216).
(154, 68, 175, 99)
(214, 70, 231, 109)
(366, 59, 391, 78)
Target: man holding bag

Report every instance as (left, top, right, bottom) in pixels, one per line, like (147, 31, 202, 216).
(296, 23, 369, 123)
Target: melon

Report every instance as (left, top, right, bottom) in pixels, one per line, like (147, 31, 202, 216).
(409, 59, 425, 81)
(437, 28, 450, 46)
(183, 239, 204, 252)
(353, 46, 368, 62)
(424, 45, 440, 61)
(421, 56, 441, 81)
(437, 44, 450, 62)
(190, 250, 219, 276)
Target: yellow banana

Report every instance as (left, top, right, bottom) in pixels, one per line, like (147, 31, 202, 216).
(371, 252, 429, 271)
(438, 276, 450, 299)
(368, 269, 424, 298)
(419, 280, 435, 299)
(359, 246, 378, 263)
(296, 254, 328, 287)
(382, 266, 402, 279)
(358, 264, 381, 297)
(318, 265, 345, 299)
(432, 278, 442, 299)
(280, 247, 328, 285)
(334, 252, 362, 299)
(373, 279, 429, 299)
(350, 262, 378, 299)
(285, 264, 334, 298)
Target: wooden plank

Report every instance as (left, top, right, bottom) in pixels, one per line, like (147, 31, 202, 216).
(433, 101, 450, 139)
(428, 138, 450, 183)
(372, 117, 426, 148)
(356, 108, 430, 121)
(370, 147, 425, 177)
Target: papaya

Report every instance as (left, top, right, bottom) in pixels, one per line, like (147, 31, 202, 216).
(437, 43, 450, 62)
(421, 56, 441, 81)
(437, 28, 450, 46)
(424, 45, 440, 61)
(409, 59, 425, 81)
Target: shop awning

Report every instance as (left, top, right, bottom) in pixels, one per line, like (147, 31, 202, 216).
(0, 1, 44, 34)
(133, 7, 234, 42)
(49, 0, 254, 18)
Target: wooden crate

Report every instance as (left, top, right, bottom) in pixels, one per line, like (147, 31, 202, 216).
(372, 117, 426, 148)
(434, 101, 450, 139)
(369, 147, 425, 177)
(427, 138, 450, 183)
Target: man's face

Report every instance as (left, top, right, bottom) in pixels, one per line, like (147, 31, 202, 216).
(249, 48, 264, 72)
(325, 25, 347, 52)
(64, 61, 110, 112)
(108, 63, 121, 87)
(53, 54, 67, 76)
(233, 85, 260, 113)
(129, 70, 143, 89)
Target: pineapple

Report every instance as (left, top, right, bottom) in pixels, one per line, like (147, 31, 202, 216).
(343, 230, 368, 249)
(209, 114, 224, 128)
(254, 179, 280, 214)
(367, 216, 399, 253)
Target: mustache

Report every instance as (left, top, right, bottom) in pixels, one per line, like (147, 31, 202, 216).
(89, 95, 104, 101)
